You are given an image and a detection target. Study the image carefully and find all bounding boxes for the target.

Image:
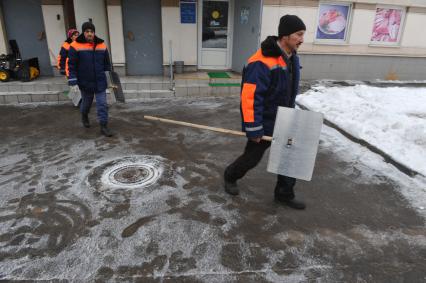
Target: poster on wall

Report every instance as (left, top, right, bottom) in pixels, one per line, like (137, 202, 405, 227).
(180, 0, 196, 24)
(370, 7, 405, 44)
(315, 3, 351, 42)
(240, 7, 250, 24)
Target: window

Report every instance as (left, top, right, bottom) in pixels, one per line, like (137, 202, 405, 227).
(202, 1, 229, 48)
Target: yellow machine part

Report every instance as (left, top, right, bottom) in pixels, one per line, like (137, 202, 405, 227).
(29, 67, 40, 80)
(0, 70, 10, 82)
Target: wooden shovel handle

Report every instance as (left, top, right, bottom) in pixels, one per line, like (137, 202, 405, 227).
(144, 115, 273, 141)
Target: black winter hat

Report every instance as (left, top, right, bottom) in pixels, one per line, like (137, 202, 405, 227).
(278, 15, 306, 37)
(82, 22, 95, 33)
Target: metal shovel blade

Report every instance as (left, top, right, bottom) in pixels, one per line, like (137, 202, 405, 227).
(267, 107, 324, 181)
(106, 71, 125, 103)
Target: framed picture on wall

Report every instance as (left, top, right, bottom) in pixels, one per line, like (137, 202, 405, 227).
(315, 2, 352, 43)
(370, 6, 406, 46)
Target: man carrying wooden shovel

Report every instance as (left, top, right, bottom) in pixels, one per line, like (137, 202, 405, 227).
(224, 15, 308, 209)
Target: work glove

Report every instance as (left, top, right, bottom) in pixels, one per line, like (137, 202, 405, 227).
(250, 137, 262, 143)
(70, 85, 79, 93)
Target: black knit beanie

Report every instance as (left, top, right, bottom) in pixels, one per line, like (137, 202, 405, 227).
(82, 22, 95, 33)
(278, 15, 306, 37)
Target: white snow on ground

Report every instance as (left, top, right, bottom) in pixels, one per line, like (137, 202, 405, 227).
(374, 79, 426, 84)
(297, 83, 426, 177)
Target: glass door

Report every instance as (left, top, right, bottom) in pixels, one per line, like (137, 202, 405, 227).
(198, 0, 233, 69)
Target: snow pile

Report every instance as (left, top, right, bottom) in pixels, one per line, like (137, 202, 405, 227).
(297, 84, 426, 176)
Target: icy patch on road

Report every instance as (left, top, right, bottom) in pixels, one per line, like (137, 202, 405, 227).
(0, 153, 27, 168)
(320, 125, 426, 217)
(2, 95, 425, 281)
(0, 146, 248, 281)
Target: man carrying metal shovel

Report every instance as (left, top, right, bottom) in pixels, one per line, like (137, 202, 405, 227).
(145, 15, 323, 210)
(68, 22, 113, 137)
(224, 15, 311, 209)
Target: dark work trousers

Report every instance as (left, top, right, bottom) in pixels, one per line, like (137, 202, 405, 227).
(225, 139, 296, 200)
(80, 89, 108, 125)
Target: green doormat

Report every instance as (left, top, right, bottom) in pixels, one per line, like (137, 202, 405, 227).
(209, 82, 241, 87)
(207, 72, 231, 79)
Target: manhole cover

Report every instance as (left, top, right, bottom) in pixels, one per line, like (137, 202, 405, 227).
(105, 163, 160, 187)
(112, 166, 148, 184)
(92, 157, 164, 190)
(87, 156, 167, 202)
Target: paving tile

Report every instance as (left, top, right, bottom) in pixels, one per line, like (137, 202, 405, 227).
(4, 95, 18, 104)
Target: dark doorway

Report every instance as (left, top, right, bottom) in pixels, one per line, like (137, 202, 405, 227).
(1, 0, 53, 76)
(63, 0, 76, 30)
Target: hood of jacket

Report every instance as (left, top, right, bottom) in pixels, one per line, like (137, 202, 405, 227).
(261, 36, 283, 57)
(261, 35, 298, 58)
(75, 34, 104, 44)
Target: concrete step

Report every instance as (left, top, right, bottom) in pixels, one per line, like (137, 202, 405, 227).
(0, 91, 66, 104)
(0, 81, 171, 93)
(0, 89, 176, 104)
(0, 85, 242, 105)
(121, 89, 174, 99)
(208, 78, 241, 84)
(0, 83, 69, 93)
(175, 85, 240, 97)
(122, 81, 172, 91)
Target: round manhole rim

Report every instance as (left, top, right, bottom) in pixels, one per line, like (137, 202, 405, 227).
(111, 165, 150, 184)
(100, 161, 162, 189)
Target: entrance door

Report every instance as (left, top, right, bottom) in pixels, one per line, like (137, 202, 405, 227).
(198, 0, 233, 69)
(63, 0, 76, 31)
(1, 0, 53, 76)
(232, 0, 262, 73)
(122, 0, 163, 75)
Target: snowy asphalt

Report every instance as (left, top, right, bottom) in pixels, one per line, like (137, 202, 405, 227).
(0, 97, 425, 282)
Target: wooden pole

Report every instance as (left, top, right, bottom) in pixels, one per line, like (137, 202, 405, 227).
(144, 115, 273, 141)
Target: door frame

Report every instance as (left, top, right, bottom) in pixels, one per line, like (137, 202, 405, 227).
(197, 0, 234, 70)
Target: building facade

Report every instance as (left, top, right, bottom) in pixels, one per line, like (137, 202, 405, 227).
(1, 0, 425, 80)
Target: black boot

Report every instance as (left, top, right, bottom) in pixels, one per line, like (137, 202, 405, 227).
(274, 195, 306, 210)
(100, 123, 113, 137)
(224, 180, 239, 196)
(274, 186, 305, 210)
(224, 172, 239, 195)
(82, 113, 90, 128)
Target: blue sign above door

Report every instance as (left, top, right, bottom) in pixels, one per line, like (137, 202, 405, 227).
(180, 1, 196, 24)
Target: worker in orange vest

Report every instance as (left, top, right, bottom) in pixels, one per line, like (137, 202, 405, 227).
(57, 28, 79, 76)
(224, 15, 307, 210)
